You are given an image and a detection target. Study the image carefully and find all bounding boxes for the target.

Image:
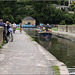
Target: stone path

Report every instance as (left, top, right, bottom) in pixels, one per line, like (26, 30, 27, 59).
(0, 30, 55, 75)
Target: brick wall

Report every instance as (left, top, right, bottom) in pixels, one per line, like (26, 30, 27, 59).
(0, 27, 3, 46)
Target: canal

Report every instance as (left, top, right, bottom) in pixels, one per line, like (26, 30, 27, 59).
(24, 28, 75, 75)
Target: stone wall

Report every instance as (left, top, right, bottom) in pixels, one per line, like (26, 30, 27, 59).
(58, 25, 75, 33)
(58, 25, 68, 32)
(0, 27, 3, 46)
(22, 20, 36, 25)
(68, 25, 75, 33)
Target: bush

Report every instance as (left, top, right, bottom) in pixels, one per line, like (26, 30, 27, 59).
(72, 5, 75, 11)
(65, 1, 69, 6)
(60, 20, 66, 25)
(70, 4, 74, 7)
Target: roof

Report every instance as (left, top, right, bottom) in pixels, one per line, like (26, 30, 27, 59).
(22, 17, 35, 20)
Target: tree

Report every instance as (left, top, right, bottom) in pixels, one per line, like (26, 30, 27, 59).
(2, 15, 9, 22)
(0, 1, 74, 25)
(52, 0, 61, 5)
(64, 13, 74, 24)
(73, 13, 75, 24)
(60, 20, 66, 25)
(65, 1, 69, 6)
(16, 15, 22, 23)
(54, 9, 64, 24)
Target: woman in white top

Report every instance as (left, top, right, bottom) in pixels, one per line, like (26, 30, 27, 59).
(13, 22, 16, 33)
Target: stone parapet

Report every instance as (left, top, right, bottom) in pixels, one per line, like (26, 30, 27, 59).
(58, 25, 75, 33)
(0, 27, 3, 46)
(58, 25, 68, 32)
(68, 25, 75, 33)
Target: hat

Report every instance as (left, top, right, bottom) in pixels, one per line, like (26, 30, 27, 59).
(0, 19, 3, 22)
(6, 21, 10, 24)
(47, 23, 49, 25)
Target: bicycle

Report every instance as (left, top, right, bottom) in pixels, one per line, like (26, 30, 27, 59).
(8, 28, 13, 42)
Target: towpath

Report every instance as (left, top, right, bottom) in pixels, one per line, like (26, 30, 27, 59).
(0, 30, 69, 75)
(52, 31, 75, 37)
(52, 30, 75, 41)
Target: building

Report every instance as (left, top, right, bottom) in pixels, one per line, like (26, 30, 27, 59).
(69, 0, 75, 6)
(55, 5, 69, 10)
(22, 17, 36, 25)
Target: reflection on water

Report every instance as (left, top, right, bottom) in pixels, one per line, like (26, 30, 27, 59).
(38, 33, 52, 42)
(51, 37, 75, 74)
(24, 28, 75, 75)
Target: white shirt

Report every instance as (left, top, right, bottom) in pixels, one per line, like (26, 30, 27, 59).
(13, 23, 16, 27)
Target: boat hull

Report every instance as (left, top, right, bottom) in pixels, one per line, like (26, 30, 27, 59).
(38, 32, 52, 41)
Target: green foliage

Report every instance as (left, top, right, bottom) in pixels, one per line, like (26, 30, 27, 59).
(70, 4, 74, 7)
(69, 4, 75, 11)
(0, 41, 7, 49)
(0, 46, 1, 49)
(0, 1, 74, 25)
(65, 1, 69, 6)
(52, 27, 58, 31)
(0, 1, 16, 23)
(64, 13, 74, 24)
(51, 66, 60, 75)
(73, 13, 75, 24)
(25, 33, 35, 41)
(2, 41, 6, 45)
(60, 20, 66, 25)
(54, 9, 64, 24)
(16, 28, 20, 30)
(16, 15, 22, 23)
(72, 1, 75, 5)
(52, 0, 61, 5)
(72, 5, 75, 11)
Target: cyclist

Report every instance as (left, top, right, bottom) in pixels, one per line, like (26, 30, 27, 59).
(19, 23, 22, 33)
(12, 22, 16, 33)
(6, 21, 13, 42)
(6, 21, 11, 36)
(0, 19, 8, 43)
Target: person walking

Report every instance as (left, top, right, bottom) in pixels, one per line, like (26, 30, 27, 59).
(19, 23, 22, 33)
(5, 21, 10, 36)
(0, 19, 8, 43)
(13, 22, 16, 33)
(6, 21, 13, 42)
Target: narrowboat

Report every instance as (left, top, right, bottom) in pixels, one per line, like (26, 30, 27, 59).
(38, 31, 52, 41)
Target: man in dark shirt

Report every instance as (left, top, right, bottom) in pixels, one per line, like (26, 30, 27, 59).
(0, 19, 5, 29)
(0, 19, 8, 43)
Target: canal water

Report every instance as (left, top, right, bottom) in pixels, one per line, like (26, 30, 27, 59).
(24, 28, 75, 75)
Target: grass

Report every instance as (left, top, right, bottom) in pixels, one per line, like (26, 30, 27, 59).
(51, 66, 60, 75)
(0, 46, 2, 48)
(0, 41, 7, 49)
(28, 36, 35, 41)
(2, 41, 6, 45)
(52, 27, 58, 31)
(25, 33, 35, 41)
(16, 28, 20, 30)
(72, 24, 75, 25)
(25, 33, 28, 35)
